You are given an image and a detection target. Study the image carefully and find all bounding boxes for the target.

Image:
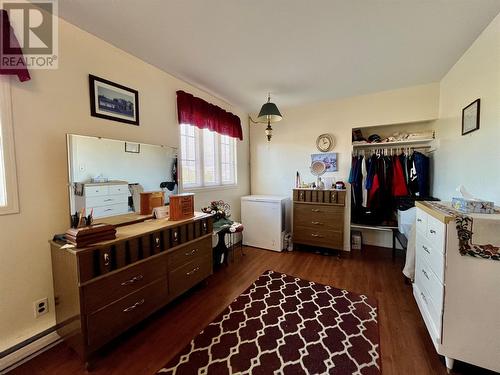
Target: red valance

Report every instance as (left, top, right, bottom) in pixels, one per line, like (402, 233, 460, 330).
(176, 90, 242, 140)
(0, 10, 30, 82)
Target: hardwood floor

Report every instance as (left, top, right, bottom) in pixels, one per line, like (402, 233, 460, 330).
(10, 246, 496, 375)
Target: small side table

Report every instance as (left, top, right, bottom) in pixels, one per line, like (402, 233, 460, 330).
(213, 225, 231, 268)
(227, 223, 244, 262)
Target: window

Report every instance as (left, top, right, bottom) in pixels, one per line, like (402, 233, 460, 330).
(180, 124, 237, 189)
(0, 77, 19, 215)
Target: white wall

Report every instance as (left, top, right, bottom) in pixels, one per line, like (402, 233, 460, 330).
(0, 19, 249, 352)
(250, 83, 440, 248)
(433, 13, 500, 204)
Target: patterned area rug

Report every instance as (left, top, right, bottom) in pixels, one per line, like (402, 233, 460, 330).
(158, 270, 380, 375)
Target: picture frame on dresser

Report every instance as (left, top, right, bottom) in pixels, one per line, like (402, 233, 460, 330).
(89, 74, 140, 126)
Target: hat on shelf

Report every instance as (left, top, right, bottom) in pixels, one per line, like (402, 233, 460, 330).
(368, 134, 382, 143)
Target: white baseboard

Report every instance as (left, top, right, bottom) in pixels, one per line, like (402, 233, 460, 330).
(0, 332, 62, 374)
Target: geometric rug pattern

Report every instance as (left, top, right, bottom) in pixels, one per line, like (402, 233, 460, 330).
(158, 270, 380, 374)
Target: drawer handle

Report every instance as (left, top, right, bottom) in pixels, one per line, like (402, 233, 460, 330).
(186, 266, 200, 276)
(123, 298, 145, 313)
(185, 249, 198, 256)
(103, 253, 110, 266)
(311, 221, 323, 225)
(155, 237, 161, 246)
(104, 198, 114, 202)
(420, 292, 427, 304)
(121, 274, 144, 286)
(422, 269, 429, 280)
(311, 209, 321, 212)
(429, 229, 436, 234)
(417, 218, 422, 223)
(422, 245, 430, 254)
(311, 234, 324, 238)
(173, 231, 178, 241)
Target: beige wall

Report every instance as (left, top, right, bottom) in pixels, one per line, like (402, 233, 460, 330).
(0, 19, 249, 352)
(250, 83, 440, 247)
(433, 13, 500, 204)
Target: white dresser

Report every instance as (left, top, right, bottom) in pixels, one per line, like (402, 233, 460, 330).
(414, 202, 500, 373)
(75, 181, 129, 218)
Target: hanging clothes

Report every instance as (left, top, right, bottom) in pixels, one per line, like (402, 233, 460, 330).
(392, 155, 409, 196)
(413, 151, 430, 197)
(361, 156, 368, 207)
(350, 148, 432, 226)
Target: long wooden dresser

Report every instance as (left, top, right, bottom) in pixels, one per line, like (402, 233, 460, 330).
(292, 188, 346, 251)
(50, 213, 213, 369)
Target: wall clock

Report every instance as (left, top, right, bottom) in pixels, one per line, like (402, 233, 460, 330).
(316, 133, 334, 152)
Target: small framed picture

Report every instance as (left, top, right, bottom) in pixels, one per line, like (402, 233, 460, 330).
(311, 153, 338, 172)
(125, 142, 140, 153)
(462, 99, 480, 135)
(89, 74, 139, 125)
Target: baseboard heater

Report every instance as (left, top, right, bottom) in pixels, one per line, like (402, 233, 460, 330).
(0, 324, 62, 373)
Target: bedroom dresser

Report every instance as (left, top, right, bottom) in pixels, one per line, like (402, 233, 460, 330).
(49, 212, 213, 369)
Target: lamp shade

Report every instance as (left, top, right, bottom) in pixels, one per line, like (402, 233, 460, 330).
(257, 102, 282, 123)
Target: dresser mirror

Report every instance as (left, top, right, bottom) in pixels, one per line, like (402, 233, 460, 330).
(67, 134, 177, 224)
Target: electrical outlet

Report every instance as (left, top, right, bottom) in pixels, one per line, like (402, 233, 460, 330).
(34, 298, 48, 318)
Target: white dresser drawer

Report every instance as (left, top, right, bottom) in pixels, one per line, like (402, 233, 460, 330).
(86, 194, 128, 208)
(108, 184, 128, 195)
(416, 208, 428, 235)
(416, 237, 445, 282)
(413, 282, 442, 343)
(92, 203, 129, 218)
(426, 215, 445, 252)
(85, 185, 109, 197)
(416, 256, 444, 312)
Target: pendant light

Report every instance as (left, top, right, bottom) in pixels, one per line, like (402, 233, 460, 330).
(250, 93, 283, 142)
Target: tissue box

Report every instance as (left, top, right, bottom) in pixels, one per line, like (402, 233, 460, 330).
(451, 197, 495, 214)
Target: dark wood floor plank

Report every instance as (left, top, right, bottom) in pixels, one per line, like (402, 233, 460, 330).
(9, 246, 495, 375)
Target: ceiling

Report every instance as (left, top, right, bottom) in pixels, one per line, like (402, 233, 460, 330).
(58, 0, 500, 111)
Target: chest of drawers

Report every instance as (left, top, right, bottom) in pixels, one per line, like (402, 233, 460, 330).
(50, 213, 213, 368)
(413, 202, 500, 373)
(75, 181, 130, 218)
(292, 189, 346, 251)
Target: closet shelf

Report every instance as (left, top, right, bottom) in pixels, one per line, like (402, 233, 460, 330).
(352, 138, 435, 148)
(351, 223, 398, 232)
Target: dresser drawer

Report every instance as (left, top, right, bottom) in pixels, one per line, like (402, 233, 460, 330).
(416, 208, 428, 235)
(294, 203, 343, 222)
(82, 255, 167, 313)
(86, 194, 128, 208)
(293, 225, 343, 249)
(414, 282, 442, 342)
(294, 212, 343, 231)
(168, 255, 212, 300)
(86, 278, 168, 348)
(426, 215, 445, 252)
(108, 184, 128, 195)
(415, 256, 443, 312)
(85, 185, 109, 197)
(92, 203, 129, 218)
(168, 236, 211, 270)
(416, 237, 445, 282)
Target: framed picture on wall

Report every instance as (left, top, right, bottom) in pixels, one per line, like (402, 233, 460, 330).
(89, 74, 140, 125)
(124, 142, 140, 153)
(461, 99, 480, 135)
(311, 153, 338, 172)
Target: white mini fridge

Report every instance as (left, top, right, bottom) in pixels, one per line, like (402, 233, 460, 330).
(241, 195, 290, 252)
